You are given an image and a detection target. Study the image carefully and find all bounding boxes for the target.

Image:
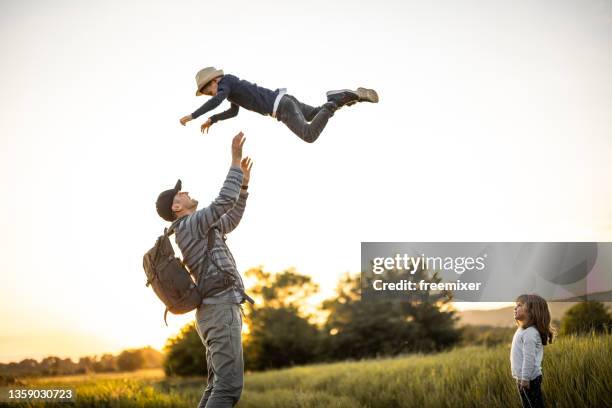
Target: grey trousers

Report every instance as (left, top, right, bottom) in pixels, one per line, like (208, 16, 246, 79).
(195, 303, 244, 408)
(275, 94, 334, 143)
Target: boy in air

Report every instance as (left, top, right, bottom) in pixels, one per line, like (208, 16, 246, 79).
(179, 66, 378, 143)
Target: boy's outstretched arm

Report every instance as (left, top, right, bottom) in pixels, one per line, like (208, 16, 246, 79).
(217, 157, 252, 234)
(179, 84, 230, 126)
(201, 103, 240, 134)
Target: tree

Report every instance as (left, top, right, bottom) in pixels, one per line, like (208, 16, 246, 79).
(559, 302, 611, 335)
(139, 346, 164, 368)
(245, 305, 320, 370)
(117, 349, 145, 372)
(322, 270, 460, 361)
(93, 354, 117, 372)
(243, 267, 322, 370)
(39, 357, 61, 376)
(78, 357, 95, 374)
(163, 322, 207, 376)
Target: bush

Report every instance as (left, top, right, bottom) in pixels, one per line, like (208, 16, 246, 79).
(244, 306, 320, 370)
(459, 325, 515, 347)
(117, 349, 146, 372)
(559, 302, 611, 336)
(163, 322, 206, 376)
(322, 273, 460, 360)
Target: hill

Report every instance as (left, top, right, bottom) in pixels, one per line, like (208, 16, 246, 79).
(456, 302, 577, 327)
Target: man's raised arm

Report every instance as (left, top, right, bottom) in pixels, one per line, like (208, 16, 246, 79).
(193, 132, 246, 233)
(218, 157, 252, 234)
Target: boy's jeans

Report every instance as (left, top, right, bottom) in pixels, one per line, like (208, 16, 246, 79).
(195, 303, 243, 408)
(276, 94, 334, 143)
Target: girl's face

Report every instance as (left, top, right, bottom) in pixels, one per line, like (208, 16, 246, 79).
(514, 302, 528, 322)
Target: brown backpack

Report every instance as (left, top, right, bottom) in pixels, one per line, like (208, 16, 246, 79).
(143, 220, 254, 325)
(142, 220, 208, 326)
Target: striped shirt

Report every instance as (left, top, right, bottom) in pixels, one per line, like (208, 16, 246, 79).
(173, 166, 248, 305)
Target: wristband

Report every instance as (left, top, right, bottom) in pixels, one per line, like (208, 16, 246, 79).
(241, 185, 248, 190)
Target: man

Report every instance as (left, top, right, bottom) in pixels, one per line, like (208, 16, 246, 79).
(179, 66, 379, 143)
(155, 132, 252, 408)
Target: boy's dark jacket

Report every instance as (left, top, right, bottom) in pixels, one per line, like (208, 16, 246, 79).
(191, 74, 279, 123)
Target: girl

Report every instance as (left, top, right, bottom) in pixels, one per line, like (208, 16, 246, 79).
(511, 294, 554, 408)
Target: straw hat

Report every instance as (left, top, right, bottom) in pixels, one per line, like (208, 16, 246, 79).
(195, 67, 224, 96)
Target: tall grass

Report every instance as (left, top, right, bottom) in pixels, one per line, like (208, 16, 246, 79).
(9, 335, 611, 407)
(240, 334, 611, 408)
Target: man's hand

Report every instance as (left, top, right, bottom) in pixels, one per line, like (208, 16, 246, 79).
(231, 132, 245, 167)
(519, 379, 530, 390)
(180, 115, 192, 126)
(241, 157, 253, 186)
(201, 119, 213, 134)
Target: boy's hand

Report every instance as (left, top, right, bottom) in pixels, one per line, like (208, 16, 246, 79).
(519, 379, 530, 389)
(180, 115, 192, 126)
(231, 132, 245, 167)
(241, 157, 253, 186)
(201, 119, 213, 134)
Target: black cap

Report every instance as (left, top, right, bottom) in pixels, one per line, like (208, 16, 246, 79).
(156, 179, 182, 222)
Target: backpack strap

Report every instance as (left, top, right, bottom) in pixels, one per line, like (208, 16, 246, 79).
(237, 288, 255, 304)
(170, 219, 255, 306)
(203, 228, 255, 305)
(207, 227, 216, 251)
(148, 217, 186, 287)
(166, 217, 186, 236)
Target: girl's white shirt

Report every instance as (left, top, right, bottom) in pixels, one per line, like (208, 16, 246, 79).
(511, 326, 543, 381)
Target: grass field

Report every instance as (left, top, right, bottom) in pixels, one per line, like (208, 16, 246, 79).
(7, 334, 611, 407)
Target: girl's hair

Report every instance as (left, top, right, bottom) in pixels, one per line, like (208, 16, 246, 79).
(515, 294, 554, 345)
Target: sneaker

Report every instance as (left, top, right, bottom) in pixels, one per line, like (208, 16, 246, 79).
(343, 87, 379, 106)
(326, 89, 359, 109)
(356, 87, 379, 103)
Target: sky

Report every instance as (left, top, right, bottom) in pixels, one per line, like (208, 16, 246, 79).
(1, 0, 611, 363)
